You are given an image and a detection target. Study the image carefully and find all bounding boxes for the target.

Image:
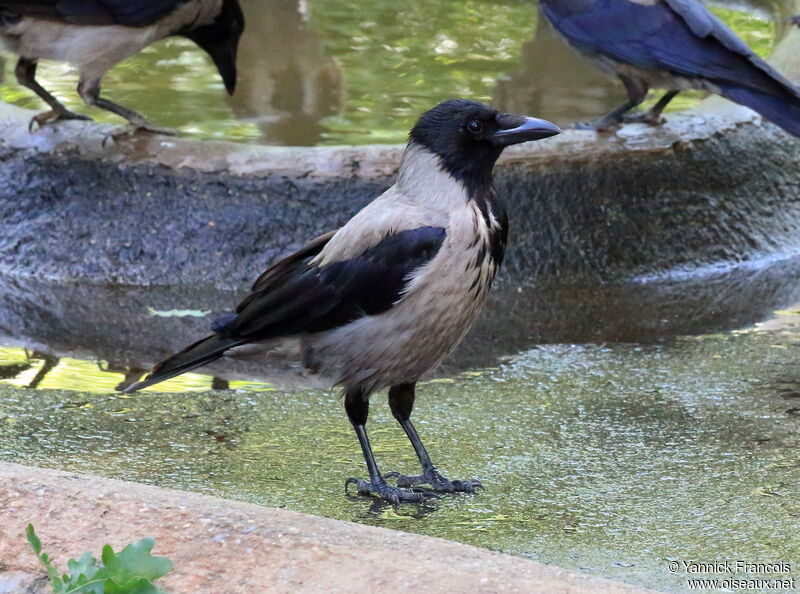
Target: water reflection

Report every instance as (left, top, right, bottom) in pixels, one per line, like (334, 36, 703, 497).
(3, 253, 800, 392)
(228, 0, 343, 145)
(494, 14, 627, 128)
(0, 0, 785, 145)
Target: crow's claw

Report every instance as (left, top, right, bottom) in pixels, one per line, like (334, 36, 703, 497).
(384, 469, 483, 493)
(29, 109, 91, 131)
(345, 477, 437, 503)
(621, 111, 665, 125)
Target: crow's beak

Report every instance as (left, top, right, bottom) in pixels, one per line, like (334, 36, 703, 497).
(491, 116, 561, 147)
(210, 43, 238, 95)
(187, 32, 239, 95)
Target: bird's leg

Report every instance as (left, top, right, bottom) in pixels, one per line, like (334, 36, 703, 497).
(383, 383, 482, 493)
(575, 74, 649, 131)
(15, 57, 91, 131)
(623, 90, 680, 125)
(343, 386, 436, 503)
(77, 77, 177, 136)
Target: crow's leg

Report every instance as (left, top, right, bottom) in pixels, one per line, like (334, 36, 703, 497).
(575, 74, 649, 131)
(15, 57, 91, 131)
(623, 90, 680, 125)
(77, 76, 177, 136)
(383, 382, 482, 493)
(344, 386, 436, 503)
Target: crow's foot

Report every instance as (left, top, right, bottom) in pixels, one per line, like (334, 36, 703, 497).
(384, 469, 482, 493)
(114, 121, 178, 137)
(103, 123, 179, 146)
(621, 111, 665, 126)
(345, 477, 437, 503)
(29, 109, 91, 131)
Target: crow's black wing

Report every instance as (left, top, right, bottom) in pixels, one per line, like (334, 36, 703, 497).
(541, 0, 798, 97)
(226, 226, 447, 340)
(0, 0, 188, 26)
(122, 225, 446, 393)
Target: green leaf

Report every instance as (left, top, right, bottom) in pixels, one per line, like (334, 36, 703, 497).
(94, 539, 172, 591)
(61, 552, 104, 593)
(26, 524, 41, 555)
(67, 551, 100, 581)
(26, 525, 65, 591)
(25, 526, 171, 594)
(64, 578, 106, 594)
(105, 577, 165, 594)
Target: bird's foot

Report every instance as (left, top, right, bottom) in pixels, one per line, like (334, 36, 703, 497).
(384, 468, 482, 493)
(621, 111, 665, 126)
(131, 122, 179, 136)
(29, 109, 91, 132)
(102, 122, 179, 146)
(111, 120, 178, 138)
(345, 477, 437, 503)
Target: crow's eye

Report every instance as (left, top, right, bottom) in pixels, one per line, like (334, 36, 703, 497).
(466, 120, 483, 134)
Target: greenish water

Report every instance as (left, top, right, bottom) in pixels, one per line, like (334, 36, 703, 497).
(1, 309, 799, 591)
(0, 0, 784, 145)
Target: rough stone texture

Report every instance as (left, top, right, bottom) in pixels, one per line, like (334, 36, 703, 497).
(0, 27, 799, 288)
(0, 463, 652, 594)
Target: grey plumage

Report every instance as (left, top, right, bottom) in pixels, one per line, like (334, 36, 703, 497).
(0, 0, 244, 132)
(122, 99, 561, 502)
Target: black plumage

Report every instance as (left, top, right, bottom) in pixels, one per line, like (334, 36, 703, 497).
(126, 226, 447, 391)
(0, 0, 191, 26)
(0, 0, 244, 132)
(540, 0, 800, 136)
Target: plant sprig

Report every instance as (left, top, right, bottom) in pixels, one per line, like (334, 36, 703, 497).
(27, 524, 173, 594)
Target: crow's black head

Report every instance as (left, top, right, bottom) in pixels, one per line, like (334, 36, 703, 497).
(409, 99, 560, 189)
(181, 0, 245, 95)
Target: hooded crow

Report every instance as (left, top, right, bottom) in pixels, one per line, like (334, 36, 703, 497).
(121, 99, 561, 502)
(540, 0, 800, 136)
(0, 0, 244, 132)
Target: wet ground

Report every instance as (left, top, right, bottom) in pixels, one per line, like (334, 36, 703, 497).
(0, 1, 787, 145)
(1, 258, 799, 591)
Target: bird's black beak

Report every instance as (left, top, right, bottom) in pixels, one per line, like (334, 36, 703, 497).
(491, 115, 561, 147)
(208, 42, 238, 95)
(182, 29, 240, 95)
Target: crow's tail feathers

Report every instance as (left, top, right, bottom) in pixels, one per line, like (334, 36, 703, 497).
(121, 334, 244, 393)
(718, 83, 800, 138)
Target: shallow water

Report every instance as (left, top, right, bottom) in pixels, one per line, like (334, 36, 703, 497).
(1, 261, 800, 591)
(0, 0, 785, 145)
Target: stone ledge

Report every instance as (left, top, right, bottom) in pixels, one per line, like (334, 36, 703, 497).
(0, 462, 653, 593)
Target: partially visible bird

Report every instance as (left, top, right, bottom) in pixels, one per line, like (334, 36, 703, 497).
(0, 0, 244, 132)
(539, 0, 800, 136)
(121, 99, 561, 503)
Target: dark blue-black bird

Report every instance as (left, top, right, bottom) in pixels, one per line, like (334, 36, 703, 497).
(120, 99, 561, 502)
(0, 0, 244, 132)
(540, 0, 800, 136)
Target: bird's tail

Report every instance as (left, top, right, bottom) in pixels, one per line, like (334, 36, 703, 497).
(717, 83, 800, 138)
(121, 334, 244, 393)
